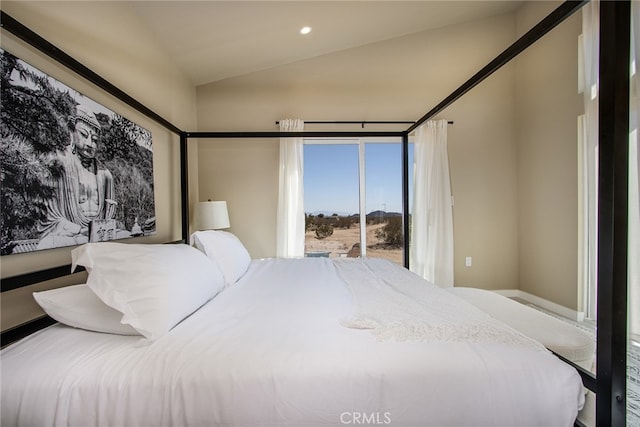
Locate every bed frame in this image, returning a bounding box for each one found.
[0,1,631,425]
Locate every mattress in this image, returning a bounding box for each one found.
[1,257,585,426]
[447,286,594,369]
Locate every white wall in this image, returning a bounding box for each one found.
[0,1,198,327]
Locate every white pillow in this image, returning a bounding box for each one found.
[71,242,225,340]
[33,284,139,335]
[191,230,251,286]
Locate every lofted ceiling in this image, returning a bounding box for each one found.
[128,1,524,86]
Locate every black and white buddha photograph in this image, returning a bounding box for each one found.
[0,49,155,255]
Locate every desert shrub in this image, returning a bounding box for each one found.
[375,217,403,247]
[315,223,334,240]
[305,214,315,232]
[335,216,353,229]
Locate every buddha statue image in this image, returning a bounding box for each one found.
[37,103,117,250]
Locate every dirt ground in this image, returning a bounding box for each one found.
[304,222,403,265]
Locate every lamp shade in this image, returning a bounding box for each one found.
[195,200,230,230]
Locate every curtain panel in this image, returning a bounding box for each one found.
[410,119,454,287]
[580,0,600,320]
[276,119,305,258]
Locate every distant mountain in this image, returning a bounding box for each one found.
[306,210,402,218]
[366,210,402,219]
[306,210,354,217]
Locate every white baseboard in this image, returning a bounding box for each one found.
[493,289,585,322]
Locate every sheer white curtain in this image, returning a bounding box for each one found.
[580,0,600,320]
[276,119,305,258]
[629,0,639,340]
[410,119,454,287]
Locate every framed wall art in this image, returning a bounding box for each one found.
[0,48,156,255]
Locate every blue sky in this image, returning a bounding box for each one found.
[303,142,413,215]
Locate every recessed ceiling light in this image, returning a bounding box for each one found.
[300,26,312,35]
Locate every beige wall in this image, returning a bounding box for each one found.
[514,1,583,310]
[197,139,279,259]
[196,12,522,287]
[1,1,198,328]
[442,64,519,290]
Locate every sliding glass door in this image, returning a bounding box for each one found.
[303,138,408,265]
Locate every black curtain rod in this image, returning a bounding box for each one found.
[275,120,453,129]
[187,131,406,139]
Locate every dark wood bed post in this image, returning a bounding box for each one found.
[401,132,410,269]
[180,132,190,243]
[596,1,630,425]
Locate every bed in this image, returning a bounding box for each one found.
[1,231,585,427]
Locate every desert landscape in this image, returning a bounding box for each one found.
[304,221,403,265]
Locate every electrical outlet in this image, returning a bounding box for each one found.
[465,256,472,267]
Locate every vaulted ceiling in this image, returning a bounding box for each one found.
[128,1,523,86]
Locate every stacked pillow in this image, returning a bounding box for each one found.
[33,284,139,336]
[34,242,232,340]
[190,230,251,286]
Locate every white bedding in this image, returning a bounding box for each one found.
[1,257,584,426]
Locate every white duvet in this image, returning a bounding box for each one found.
[1,258,584,426]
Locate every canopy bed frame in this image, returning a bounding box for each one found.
[0,1,631,425]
